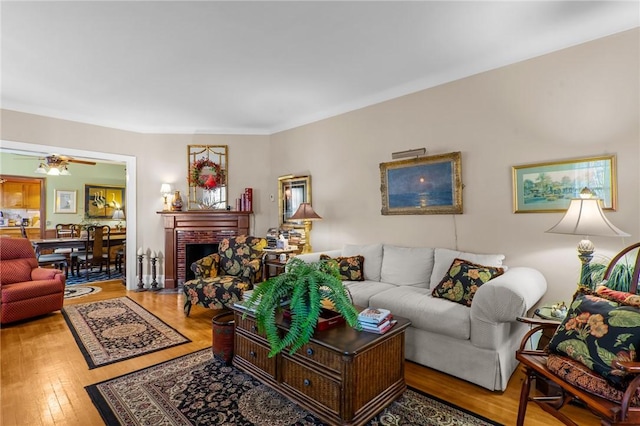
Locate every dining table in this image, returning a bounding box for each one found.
[30,234,126,257]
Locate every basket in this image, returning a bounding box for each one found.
[212,311,235,365]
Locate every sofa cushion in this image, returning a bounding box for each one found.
[548,291,640,389]
[369,286,471,340]
[320,254,364,281]
[430,248,505,288]
[342,243,383,282]
[342,280,397,308]
[431,258,504,307]
[380,245,434,288]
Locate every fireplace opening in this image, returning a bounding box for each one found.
[185,243,219,282]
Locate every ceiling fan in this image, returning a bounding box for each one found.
[33,154,97,176]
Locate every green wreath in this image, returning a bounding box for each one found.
[190,158,224,189]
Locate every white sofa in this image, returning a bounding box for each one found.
[295,243,547,391]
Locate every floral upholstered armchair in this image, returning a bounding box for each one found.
[183,235,267,316]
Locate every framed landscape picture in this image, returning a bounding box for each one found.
[85,184,125,218]
[54,190,77,214]
[512,155,616,213]
[380,151,462,215]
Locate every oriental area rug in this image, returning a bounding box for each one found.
[86,349,502,426]
[64,285,103,299]
[62,296,190,369]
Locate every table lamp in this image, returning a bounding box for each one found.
[289,203,322,254]
[160,183,172,211]
[546,188,629,283]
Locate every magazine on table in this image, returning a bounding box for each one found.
[358,307,392,325]
[360,319,397,334]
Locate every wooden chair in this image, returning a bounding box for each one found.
[21,224,69,277]
[516,242,640,426]
[75,225,111,280]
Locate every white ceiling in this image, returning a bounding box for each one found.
[2,1,638,135]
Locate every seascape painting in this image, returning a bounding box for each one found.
[380,152,462,215]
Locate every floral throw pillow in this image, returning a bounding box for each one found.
[319,254,365,281]
[431,258,504,307]
[548,291,640,389]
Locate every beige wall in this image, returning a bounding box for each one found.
[2,28,638,305]
[269,28,639,306]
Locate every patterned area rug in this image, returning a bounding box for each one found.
[62,297,191,369]
[86,349,502,426]
[64,285,102,299]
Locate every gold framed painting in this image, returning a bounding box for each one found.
[512,155,617,213]
[380,151,463,215]
[85,184,125,218]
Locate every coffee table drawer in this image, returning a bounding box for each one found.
[235,334,276,378]
[281,357,341,413]
[235,315,267,339]
[293,341,342,373]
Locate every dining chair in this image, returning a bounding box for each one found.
[21,224,69,277]
[75,225,111,280]
[65,224,87,276]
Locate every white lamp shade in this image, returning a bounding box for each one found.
[112,209,125,220]
[546,198,629,238]
[160,183,172,194]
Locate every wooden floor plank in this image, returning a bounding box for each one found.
[0,280,599,426]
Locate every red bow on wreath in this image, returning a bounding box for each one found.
[204,174,217,190]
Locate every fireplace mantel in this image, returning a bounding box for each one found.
[158,210,252,288]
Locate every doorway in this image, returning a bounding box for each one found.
[0,140,137,290]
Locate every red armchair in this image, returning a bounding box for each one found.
[1,238,66,324]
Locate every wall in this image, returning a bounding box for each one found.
[1,29,638,305]
[0,153,126,228]
[269,29,640,306]
[0,114,272,284]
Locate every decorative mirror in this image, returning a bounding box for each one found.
[187,145,228,210]
[278,175,311,228]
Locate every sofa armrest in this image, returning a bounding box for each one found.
[31,267,63,281]
[471,267,547,323]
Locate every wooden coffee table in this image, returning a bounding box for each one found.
[231,306,411,426]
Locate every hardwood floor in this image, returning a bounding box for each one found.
[1,280,599,426]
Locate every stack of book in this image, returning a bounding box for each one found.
[358,307,396,334]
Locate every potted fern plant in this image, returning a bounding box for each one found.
[243,257,360,357]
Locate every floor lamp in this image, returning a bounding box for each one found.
[289,203,322,254]
[546,190,629,285]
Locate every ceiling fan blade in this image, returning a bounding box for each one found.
[66,158,97,165]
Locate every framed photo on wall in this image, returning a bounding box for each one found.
[380,151,463,215]
[54,189,77,214]
[512,155,617,213]
[85,184,125,218]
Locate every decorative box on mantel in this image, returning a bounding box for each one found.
[157,210,252,289]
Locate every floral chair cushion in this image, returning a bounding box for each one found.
[548,290,640,389]
[547,353,640,406]
[183,236,267,315]
[218,235,267,278]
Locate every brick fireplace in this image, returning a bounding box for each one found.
[158,210,252,288]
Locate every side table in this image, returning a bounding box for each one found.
[262,248,296,280]
[533,306,564,397]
